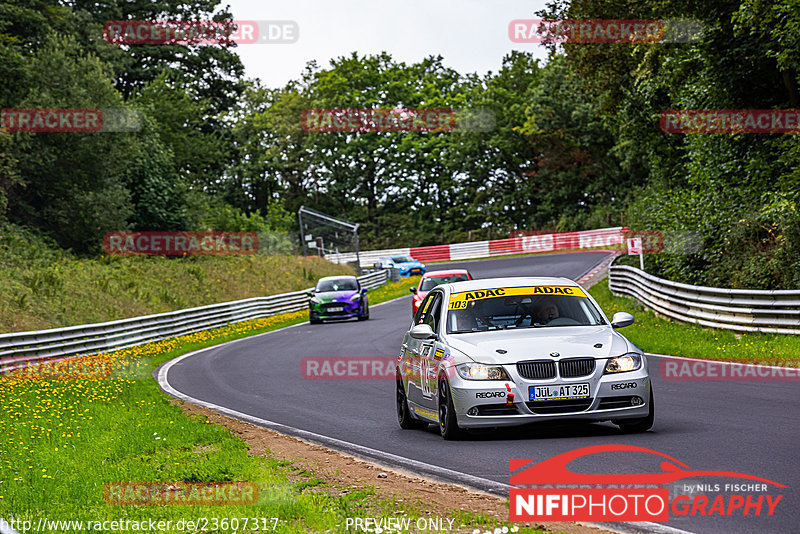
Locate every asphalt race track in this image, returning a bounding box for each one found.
[162,252,799,534]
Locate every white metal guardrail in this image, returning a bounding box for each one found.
[0,271,388,372]
[609,261,800,334]
[326,227,626,267]
[0,519,19,534]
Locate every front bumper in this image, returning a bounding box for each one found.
[448,362,651,428]
[400,267,425,277]
[310,301,362,319]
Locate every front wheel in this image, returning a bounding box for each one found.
[618,386,654,433]
[438,375,463,440]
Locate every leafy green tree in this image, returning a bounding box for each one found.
[538,0,799,288]
[132,72,230,190]
[6,34,134,251]
[70,0,245,114]
[0,134,21,220]
[456,52,542,233]
[520,55,626,229]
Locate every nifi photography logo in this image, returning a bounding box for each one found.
[509,444,785,523]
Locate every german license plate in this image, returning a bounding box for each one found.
[530,383,590,401]
[328,306,344,312]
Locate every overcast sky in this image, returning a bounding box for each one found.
[225,0,550,88]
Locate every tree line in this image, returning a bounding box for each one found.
[0,0,797,288]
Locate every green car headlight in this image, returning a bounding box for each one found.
[456,363,510,380]
[604,353,643,374]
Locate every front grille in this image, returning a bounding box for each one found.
[321,303,350,314]
[526,399,592,414]
[517,360,556,380]
[598,396,637,410]
[476,404,519,416]
[559,358,596,378]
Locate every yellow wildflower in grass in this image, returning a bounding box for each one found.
[0,308,307,512]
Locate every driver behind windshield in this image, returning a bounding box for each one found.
[536,298,560,324]
[452,300,480,331]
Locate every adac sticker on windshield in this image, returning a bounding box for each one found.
[448,286,587,309]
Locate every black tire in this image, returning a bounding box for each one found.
[618,386,654,433]
[309,314,322,324]
[438,375,463,440]
[397,372,426,429]
[357,301,369,321]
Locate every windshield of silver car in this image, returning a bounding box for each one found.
[446,286,606,333]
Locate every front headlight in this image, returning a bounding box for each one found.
[350,293,361,301]
[604,353,643,374]
[456,363,510,380]
[309,297,320,304]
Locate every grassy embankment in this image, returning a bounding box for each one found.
[0,226,352,333]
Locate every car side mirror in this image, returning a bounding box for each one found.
[611,312,635,328]
[409,323,437,340]
[306,290,315,297]
[362,288,368,293]
[409,287,417,293]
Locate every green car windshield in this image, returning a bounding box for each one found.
[316,279,358,292]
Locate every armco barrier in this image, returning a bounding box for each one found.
[326,227,626,267]
[609,262,800,334]
[0,271,388,372]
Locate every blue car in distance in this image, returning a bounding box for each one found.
[376,255,426,277]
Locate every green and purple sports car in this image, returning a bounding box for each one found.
[308,275,370,324]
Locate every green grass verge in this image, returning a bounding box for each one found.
[589,278,800,364]
[366,275,419,304]
[0,276,548,534]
